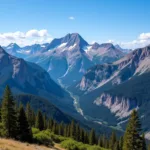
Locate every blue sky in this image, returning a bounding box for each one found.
[0,0,150,48]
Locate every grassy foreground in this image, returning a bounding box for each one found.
[0,138,61,150]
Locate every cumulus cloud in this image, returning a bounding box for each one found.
[69,16,75,20]
[110,32,150,50]
[0,29,53,46]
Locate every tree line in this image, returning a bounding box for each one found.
[0,85,149,150]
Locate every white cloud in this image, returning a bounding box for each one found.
[0,29,53,46]
[138,32,150,40]
[110,32,150,50]
[69,16,75,20]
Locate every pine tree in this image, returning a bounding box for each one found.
[58,122,64,135]
[98,136,103,147]
[26,102,33,127]
[109,131,117,150]
[75,123,80,141]
[35,110,44,130]
[1,86,17,138]
[18,105,32,142]
[119,136,123,150]
[63,124,67,137]
[79,128,84,142]
[141,134,147,150]
[89,128,96,145]
[70,120,76,139]
[31,110,36,127]
[84,131,89,144]
[114,141,120,150]
[123,110,143,150]
[43,114,47,129]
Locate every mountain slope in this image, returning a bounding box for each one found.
[0,46,75,114]
[14,94,72,123]
[70,45,150,133]
[24,33,124,86]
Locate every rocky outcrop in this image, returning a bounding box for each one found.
[94,93,138,119]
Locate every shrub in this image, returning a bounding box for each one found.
[50,132,68,143]
[0,123,5,137]
[87,145,102,150]
[32,128,40,134]
[33,131,54,146]
[61,139,87,150]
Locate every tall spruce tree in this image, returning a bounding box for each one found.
[70,120,76,139]
[109,131,117,150]
[114,141,120,150]
[1,86,17,138]
[123,110,143,150]
[35,110,44,130]
[18,105,32,142]
[89,128,96,145]
[26,102,33,127]
[119,136,123,150]
[141,134,147,150]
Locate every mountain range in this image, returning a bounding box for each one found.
[3,33,150,138]
[69,45,150,138]
[3,33,125,87]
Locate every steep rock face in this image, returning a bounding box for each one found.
[0,47,75,114]
[94,93,138,119]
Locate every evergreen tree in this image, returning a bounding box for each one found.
[109,131,117,150]
[63,124,67,137]
[35,110,44,130]
[84,131,89,144]
[18,105,32,142]
[119,136,123,150]
[123,110,143,150]
[58,122,64,135]
[70,120,76,139]
[75,123,80,141]
[114,141,120,150]
[89,128,96,145]
[67,125,70,137]
[79,128,84,142]
[26,102,33,127]
[1,86,17,138]
[141,134,147,150]
[31,110,36,127]
[98,136,103,147]
[43,114,47,129]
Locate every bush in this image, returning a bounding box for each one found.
[50,132,68,143]
[33,131,54,146]
[61,139,87,150]
[0,123,5,137]
[32,128,40,134]
[87,145,102,150]
[61,139,106,150]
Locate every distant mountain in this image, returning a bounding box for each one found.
[0,46,75,115]
[115,44,132,53]
[23,33,124,86]
[3,43,21,55]
[4,43,49,58]
[69,45,150,137]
